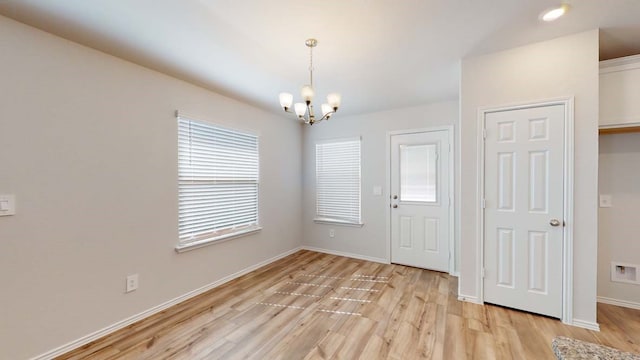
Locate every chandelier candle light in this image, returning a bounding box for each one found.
[278,38,341,125]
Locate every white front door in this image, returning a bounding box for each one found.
[483,104,565,318]
[390,130,451,272]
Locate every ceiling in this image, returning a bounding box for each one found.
[1,0,639,117]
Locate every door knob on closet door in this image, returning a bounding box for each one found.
[392,204,398,208]
[549,219,561,227]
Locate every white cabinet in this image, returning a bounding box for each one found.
[600,54,640,129]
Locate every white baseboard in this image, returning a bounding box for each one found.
[30,246,303,360]
[572,319,600,332]
[454,295,601,332]
[598,296,640,310]
[301,246,389,264]
[457,294,482,304]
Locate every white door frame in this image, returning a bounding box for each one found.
[386,126,455,275]
[476,97,574,324]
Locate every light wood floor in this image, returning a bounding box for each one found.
[58,250,640,359]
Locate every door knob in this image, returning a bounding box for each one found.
[393,195,398,199]
[392,204,398,208]
[549,219,561,227]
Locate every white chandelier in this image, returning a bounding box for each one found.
[278,38,341,125]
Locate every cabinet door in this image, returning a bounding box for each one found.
[600,61,640,128]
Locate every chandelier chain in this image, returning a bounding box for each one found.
[309,45,314,86]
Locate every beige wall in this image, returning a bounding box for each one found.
[598,133,640,306]
[0,11,606,359]
[0,16,302,360]
[459,30,600,326]
[301,101,460,270]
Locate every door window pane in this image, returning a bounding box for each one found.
[400,144,437,202]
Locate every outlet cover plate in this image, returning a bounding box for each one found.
[0,194,16,216]
[599,194,612,208]
[126,274,139,293]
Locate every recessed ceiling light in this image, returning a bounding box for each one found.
[540,4,570,22]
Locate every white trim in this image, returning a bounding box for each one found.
[385,132,392,263]
[571,319,601,332]
[315,136,362,144]
[599,54,640,73]
[456,98,463,294]
[599,120,640,129]
[313,218,364,227]
[387,126,453,136]
[598,296,640,310]
[385,126,455,274]
[175,110,261,136]
[29,247,302,360]
[476,106,486,305]
[476,97,575,324]
[562,98,575,325]
[175,227,262,253]
[302,246,390,264]
[446,126,456,276]
[458,295,482,304]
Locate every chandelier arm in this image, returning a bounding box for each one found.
[318,109,336,122]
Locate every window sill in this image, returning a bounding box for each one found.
[313,218,364,228]
[175,226,262,253]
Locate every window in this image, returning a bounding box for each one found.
[400,143,437,202]
[176,115,260,252]
[315,137,362,226]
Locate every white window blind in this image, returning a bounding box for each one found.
[315,138,362,225]
[177,115,260,250]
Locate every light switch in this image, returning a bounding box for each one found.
[0,194,16,216]
[599,194,612,208]
[373,186,383,196]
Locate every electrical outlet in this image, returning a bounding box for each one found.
[599,194,612,208]
[329,229,335,238]
[126,274,139,293]
[0,194,16,216]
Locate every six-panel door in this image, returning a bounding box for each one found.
[483,104,565,318]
